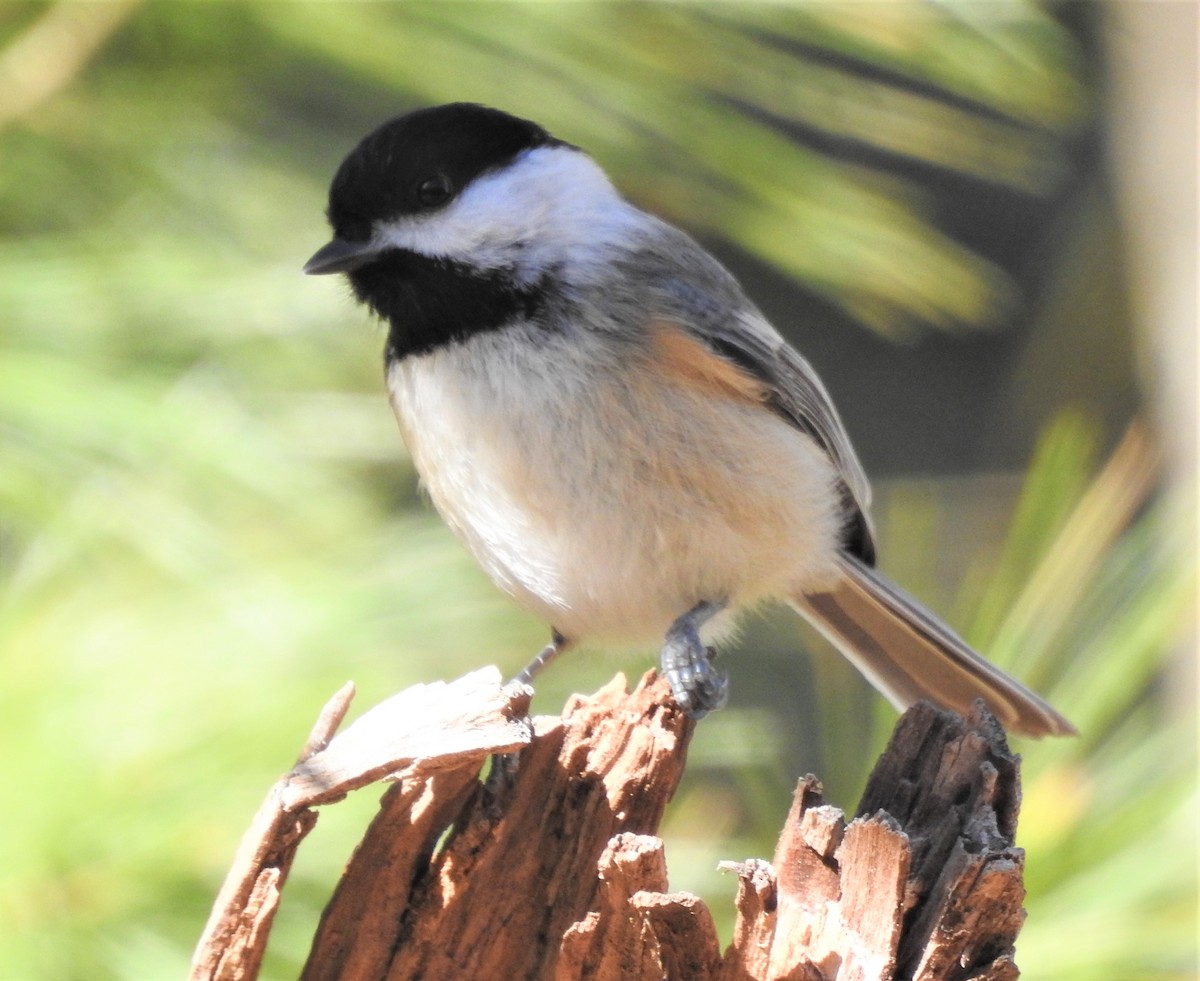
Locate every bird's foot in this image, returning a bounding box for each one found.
[489,629,571,794]
[660,600,728,719]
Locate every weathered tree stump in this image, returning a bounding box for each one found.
[192,668,1027,981]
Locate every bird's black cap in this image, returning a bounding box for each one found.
[325,103,561,242]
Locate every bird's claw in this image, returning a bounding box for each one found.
[661,621,729,720]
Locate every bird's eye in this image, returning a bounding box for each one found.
[416,174,453,208]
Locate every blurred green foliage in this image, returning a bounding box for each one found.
[0,3,1193,979]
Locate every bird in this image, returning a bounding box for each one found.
[304,102,1075,738]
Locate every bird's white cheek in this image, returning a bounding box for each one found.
[372,145,628,274]
[372,158,541,262]
[375,210,485,263]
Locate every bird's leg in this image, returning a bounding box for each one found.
[514,628,570,687]
[660,600,728,719]
[488,629,571,793]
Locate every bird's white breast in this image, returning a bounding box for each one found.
[386,324,844,645]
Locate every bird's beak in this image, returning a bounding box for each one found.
[303,238,380,276]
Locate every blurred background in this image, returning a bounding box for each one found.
[0,2,1194,978]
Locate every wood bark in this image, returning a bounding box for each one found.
[193,670,1028,980]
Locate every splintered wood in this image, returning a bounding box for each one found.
[192,672,1028,981]
[720,702,1024,981]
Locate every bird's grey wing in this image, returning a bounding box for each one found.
[630,223,876,562]
[704,308,876,563]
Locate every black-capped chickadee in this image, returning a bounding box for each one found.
[305,103,1074,738]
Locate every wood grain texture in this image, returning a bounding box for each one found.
[375,672,695,980]
[721,700,1026,981]
[190,671,530,981]
[195,675,1030,981]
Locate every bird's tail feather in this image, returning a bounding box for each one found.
[793,554,1076,738]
